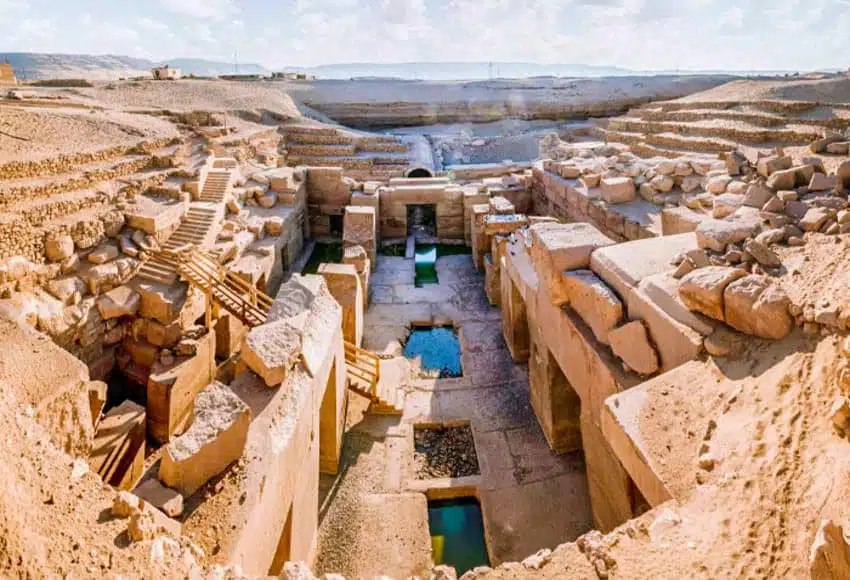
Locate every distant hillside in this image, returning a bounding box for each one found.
[286,61,635,80]
[0,53,267,80]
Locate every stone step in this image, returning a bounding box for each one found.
[0,154,150,208]
[286,143,357,156]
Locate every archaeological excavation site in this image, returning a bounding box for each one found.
[6,70,850,579]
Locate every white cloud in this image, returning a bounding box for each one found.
[137,16,169,32]
[158,0,239,21]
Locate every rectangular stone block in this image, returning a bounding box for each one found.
[529,222,616,305]
[661,206,705,235]
[159,382,251,496]
[600,177,635,204]
[562,270,623,344]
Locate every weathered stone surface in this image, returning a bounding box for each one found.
[723,275,792,340]
[87,244,119,264]
[600,177,635,204]
[743,183,773,209]
[134,478,184,517]
[608,320,659,375]
[695,213,760,253]
[678,266,746,321]
[661,206,704,235]
[757,155,792,177]
[743,239,781,268]
[810,520,850,580]
[529,223,615,305]
[712,193,744,219]
[242,319,302,386]
[706,175,732,194]
[159,382,251,496]
[809,173,837,192]
[45,234,74,262]
[766,167,797,190]
[800,207,834,232]
[562,269,623,344]
[97,285,140,319]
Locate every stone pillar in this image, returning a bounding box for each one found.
[500,270,530,361]
[528,335,582,454]
[343,245,371,310]
[463,187,489,245]
[470,204,490,272]
[343,206,377,267]
[318,263,363,347]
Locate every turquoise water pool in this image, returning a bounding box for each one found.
[413,244,471,287]
[428,497,490,575]
[403,326,462,377]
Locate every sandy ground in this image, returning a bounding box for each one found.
[314,255,592,578]
[0,106,178,164]
[673,73,850,104]
[70,80,303,117]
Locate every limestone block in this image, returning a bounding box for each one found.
[706,175,731,194]
[600,177,635,204]
[483,214,528,236]
[608,320,659,375]
[757,155,792,177]
[242,319,302,387]
[45,234,74,262]
[743,239,781,268]
[87,244,119,264]
[638,273,716,337]
[800,207,834,232]
[489,196,515,214]
[98,285,140,319]
[46,276,85,304]
[530,223,615,305]
[766,167,796,190]
[723,275,792,340]
[265,216,284,236]
[695,213,761,253]
[626,287,704,373]
[343,205,377,265]
[134,478,184,517]
[318,263,363,347]
[661,206,704,235]
[712,193,743,219]
[678,266,746,321]
[562,270,622,344]
[258,191,277,208]
[809,173,837,192]
[589,233,697,306]
[159,382,251,496]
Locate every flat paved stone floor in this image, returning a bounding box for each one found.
[314,255,592,578]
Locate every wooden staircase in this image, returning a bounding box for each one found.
[344,341,403,414]
[136,167,231,286]
[151,246,272,328]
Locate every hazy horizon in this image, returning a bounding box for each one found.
[1,0,850,72]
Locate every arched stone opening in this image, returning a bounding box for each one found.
[406,167,434,178]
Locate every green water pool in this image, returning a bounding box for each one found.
[302,242,343,275]
[403,326,462,377]
[428,497,490,575]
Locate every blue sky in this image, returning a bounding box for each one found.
[1,0,849,70]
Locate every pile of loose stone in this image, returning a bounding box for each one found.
[413,424,481,480]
